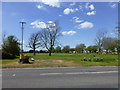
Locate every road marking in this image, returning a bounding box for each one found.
[40,73,63,75]
[40,71,118,76]
[12,74,16,77]
[66,71,118,75]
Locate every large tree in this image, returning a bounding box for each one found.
[40,22,61,56]
[95,29,107,53]
[2,35,20,57]
[28,32,41,55]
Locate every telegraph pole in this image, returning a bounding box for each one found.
[19,21,26,56]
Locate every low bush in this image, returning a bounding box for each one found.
[81,57,103,62]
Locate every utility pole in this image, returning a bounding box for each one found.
[19,21,26,56]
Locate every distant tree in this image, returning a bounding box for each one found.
[28,32,41,55]
[92,45,98,53]
[69,48,75,51]
[85,45,97,53]
[102,37,118,53]
[40,22,61,56]
[55,46,61,53]
[52,47,55,53]
[95,29,107,54]
[69,48,75,53]
[2,35,20,58]
[75,44,86,53]
[62,45,70,53]
[40,50,44,53]
[85,46,93,53]
[29,50,34,53]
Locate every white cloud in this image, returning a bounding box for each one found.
[87,11,96,15]
[85,3,95,10]
[36,5,47,11]
[89,4,95,10]
[72,17,84,23]
[41,0,60,8]
[70,2,76,6]
[62,31,77,35]
[59,14,62,17]
[30,20,47,29]
[110,4,117,8]
[47,21,56,27]
[63,8,74,15]
[63,8,79,15]
[106,33,114,36]
[75,8,79,11]
[76,21,94,29]
[36,5,43,9]
[47,21,53,23]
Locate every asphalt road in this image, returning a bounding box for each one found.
[2,66,118,88]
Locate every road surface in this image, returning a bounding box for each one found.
[2,66,118,88]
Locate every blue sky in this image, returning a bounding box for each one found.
[2,2,118,51]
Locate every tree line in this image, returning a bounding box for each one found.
[1,22,119,59]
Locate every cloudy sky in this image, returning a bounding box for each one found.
[3,1,118,51]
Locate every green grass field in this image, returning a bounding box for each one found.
[1,53,118,68]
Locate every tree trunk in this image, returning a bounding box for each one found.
[33,47,35,55]
[49,50,51,56]
[98,48,101,55]
[34,51,35,55]
[106,49,108,54]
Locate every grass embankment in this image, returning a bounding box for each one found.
[1,53,118,68]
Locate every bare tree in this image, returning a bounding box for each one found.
[40,22,61,56]
[115,22,120,35]
[95,29,108,54]
[28,32,41,55]
[115,22,120,54]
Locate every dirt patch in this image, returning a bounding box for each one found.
[3,60,79,67]
[4,62,32,66]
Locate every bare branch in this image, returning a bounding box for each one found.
[39,21,61,56]
[28,31,41,55]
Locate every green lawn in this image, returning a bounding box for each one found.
[1,53,118,68]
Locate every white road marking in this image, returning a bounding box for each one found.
[66,71,118,75]
[40,73,63,75]
[12,74,16,77]
[40,71,118,76]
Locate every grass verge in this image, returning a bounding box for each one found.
[1,53,118,68]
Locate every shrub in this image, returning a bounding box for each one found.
[81,57,103,62]
[2,36,20,57]
[2,51,15,59]
[93,57,103,62]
